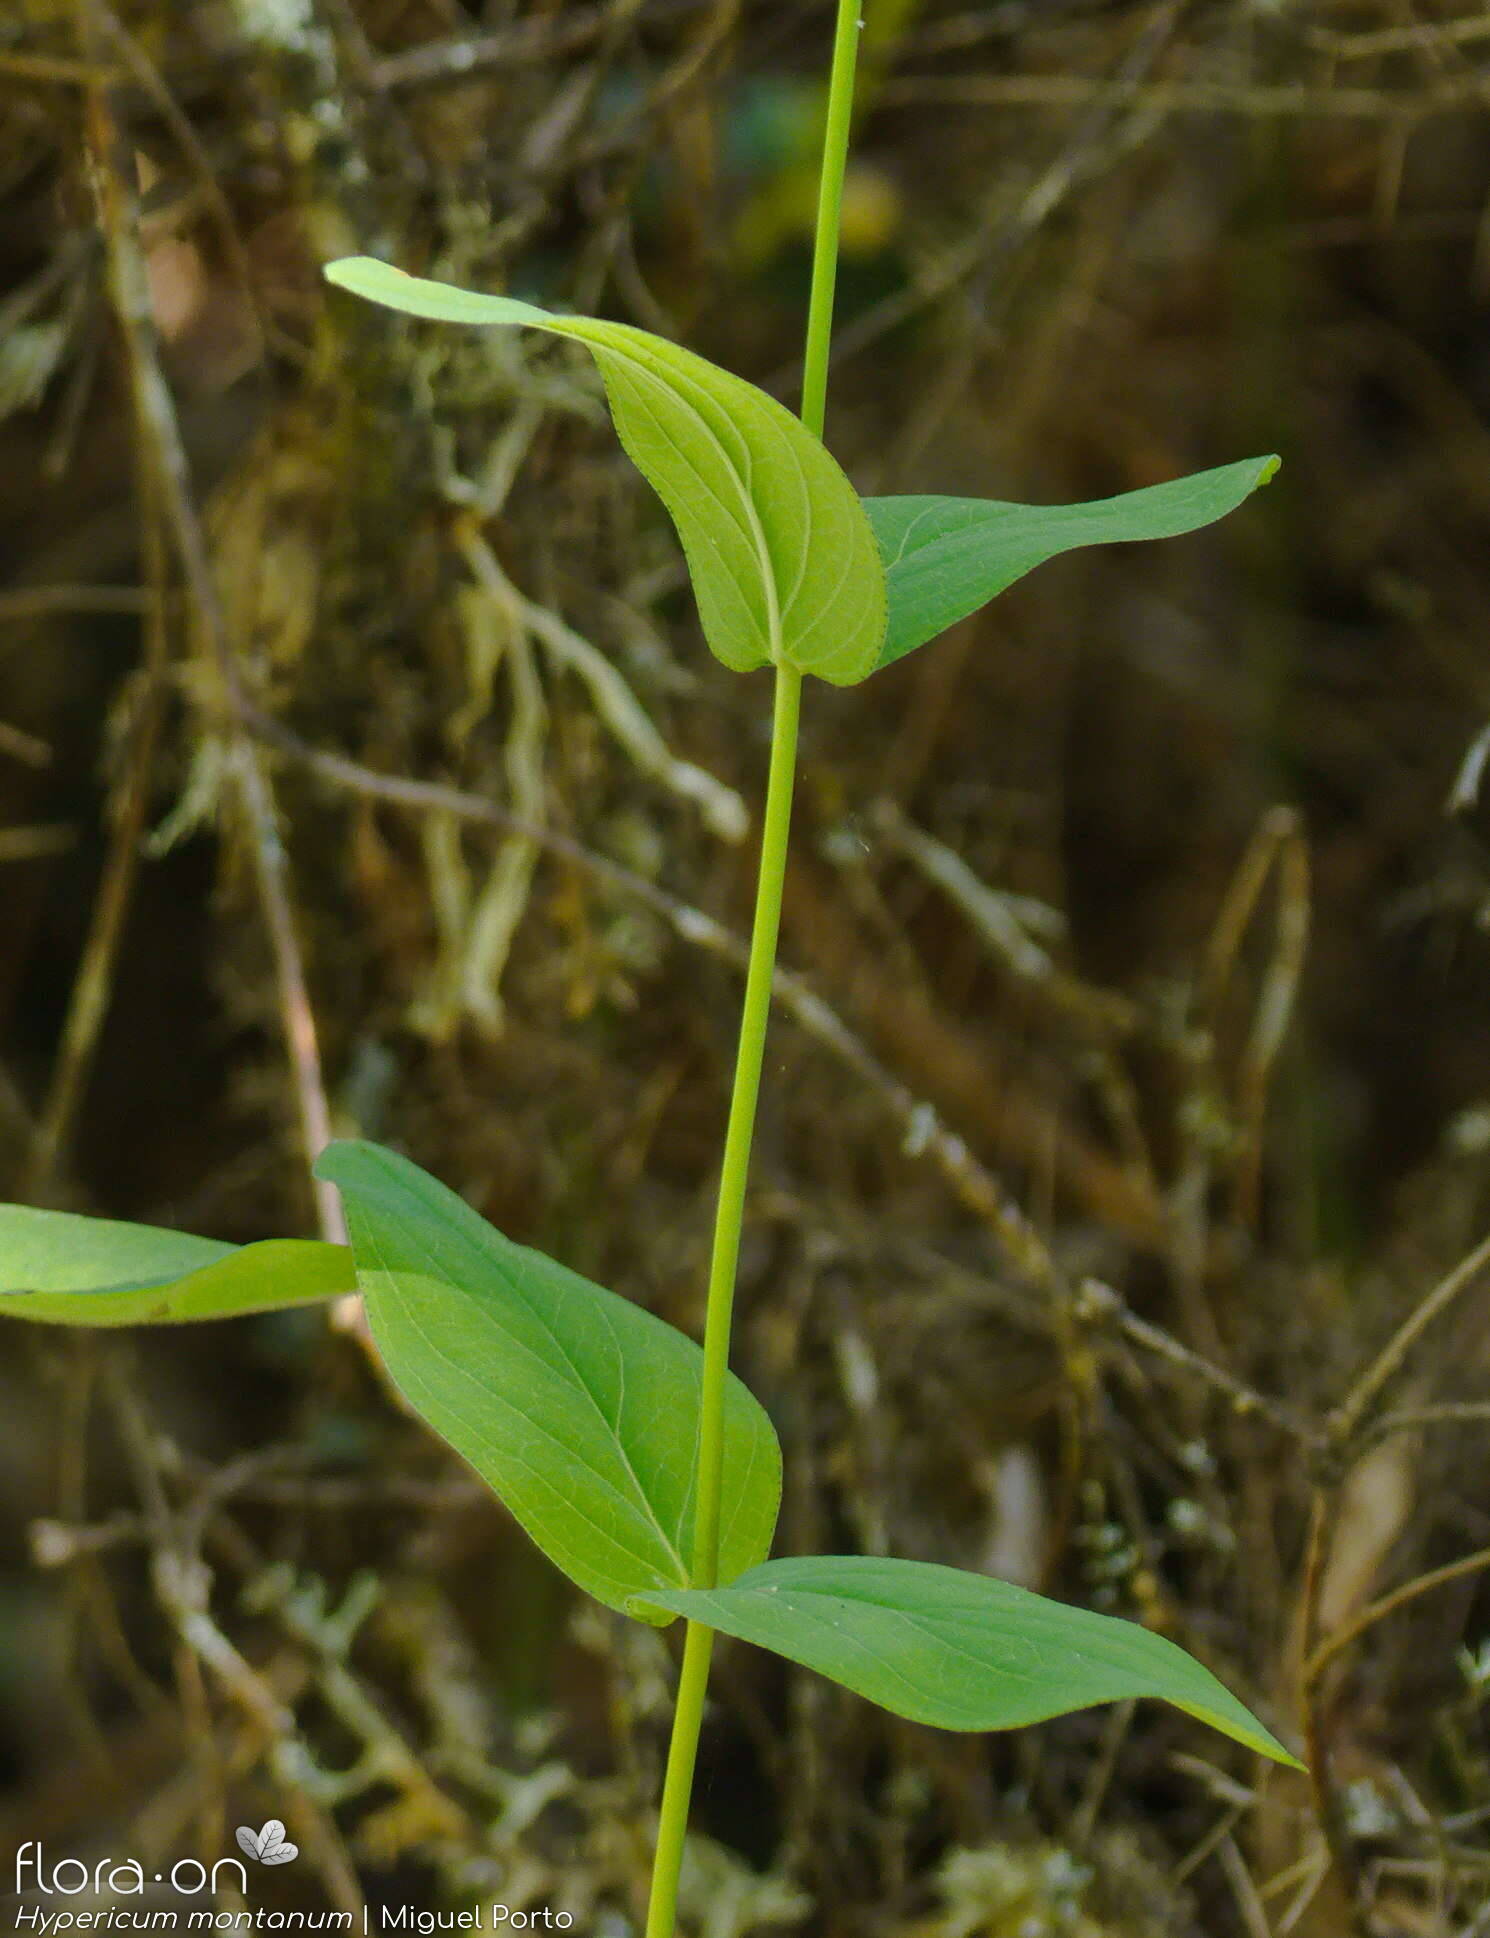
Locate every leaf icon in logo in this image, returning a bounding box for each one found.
[235,1820,299,1865]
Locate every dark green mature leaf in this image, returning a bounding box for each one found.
[315,1140,782,1620]
[0,1204,354,1325]
[324,258,887,685]
[642,1555,1300,1763]
[865,456,1279,671]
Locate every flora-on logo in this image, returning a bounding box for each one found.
[15,1842,247,1897]
[235,1822,299,1866]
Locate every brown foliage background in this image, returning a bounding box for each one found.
[4,2,1490,1933]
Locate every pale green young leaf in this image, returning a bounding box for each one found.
[865,456,1280,671]
[324,257,887,685]
[314,1140,782,1621]
[641,1554,1300,1764]
[0,1204,354,1325]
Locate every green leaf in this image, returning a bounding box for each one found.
[314,1140,782,1620]
[0,1204,355,1326]
[640,1554,1300,1764]
[324,257,887,686]
[865,456,1280,671]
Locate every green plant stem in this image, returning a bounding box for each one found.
[644,5,861,1935]
[801,0,863,441]
[644,1620,715,1938]
[642,664,800,1938]
[690,660,803,1587]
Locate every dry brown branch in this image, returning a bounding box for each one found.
[1361,1400,1490,1450]
[364,0,706,95]
[457,519,747,843]
[1075,1278,1313,1445]
[0,49,119,84]
[1293,1207,1490,1921]
[807,0,1186,394]
[0,585,153,621]
[1304,1543,1490,1688]
[21,110,172,1199]
[99,1356,366,1916]
[871,796,1140,1037]
[235,702,1057,1281]
[1332,1225,1490,1446]
[89,6,269,373]
[69,16,344,1242]
[18,19,183,1202]
[1201,806,1311,1229]
[1295,1493,1362,1908]
[877,72,1490,120]
[1304,14,1490,60]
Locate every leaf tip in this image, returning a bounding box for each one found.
[1258,454,1282,486]
[311,1138,365,1188]
[1193,1701,1304,1769]
[323,256,395,297]
[1250,1722,1306,1771]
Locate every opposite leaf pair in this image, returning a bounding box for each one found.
[0,1142,1297,1764]
[327,1142,1295,1760]
[323,257,1277,686]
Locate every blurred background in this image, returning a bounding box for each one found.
[4,0,1490,1932]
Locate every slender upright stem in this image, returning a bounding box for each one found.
[643,5,862,1934]
[644,1621,715,1938]
[690,662,802,1586]
[800,0,862,441]
[646,668,799,1938]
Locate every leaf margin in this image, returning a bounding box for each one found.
[0,1202,354,1326]
[865,454,1281,672]
[636,1552,1302,1766]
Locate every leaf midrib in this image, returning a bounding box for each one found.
[701,1574,1243,1710]
[574,328,786,666]
[352,1184,689,1585]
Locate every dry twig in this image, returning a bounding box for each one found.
[63,9,344,1241]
